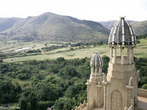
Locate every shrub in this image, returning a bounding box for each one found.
[142,84,147,89]
[38,101,54,110]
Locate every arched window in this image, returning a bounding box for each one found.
[111,90,122,110]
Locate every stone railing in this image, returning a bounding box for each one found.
[114,56,130,64]
[73,100,94,110]
[47,107,52,110]
[124,105,132,110]
[88,100,94,110]
[137,88,147,98]
[128,105,133,110]
[82,107,88,110]
[124,99,134,110]
[73,100,87,110]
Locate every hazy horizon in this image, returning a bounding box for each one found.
[0,0,147,21]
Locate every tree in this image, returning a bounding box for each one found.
[19,98,27,110]
[0,80,22,104]
[19,89,38,110]
[135,57,147,88]
[38,101,54,110]
[37,78,60,101]
[29,92,38,110]
[54,98,76,110]
[56,57,65,63]
[102,55,110,73]
[58,65,78,78]
[54,98,65,110]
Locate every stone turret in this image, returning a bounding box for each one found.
[103,17,138,110]
[86,52,104,108]
[74,17,145,110]
[90,52,103,82]
[108,17,136,64]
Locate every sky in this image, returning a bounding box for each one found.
[0,0,147,21]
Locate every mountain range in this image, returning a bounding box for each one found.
[0,12,109,42]
[99,20,147,35]
[0,12,146,42]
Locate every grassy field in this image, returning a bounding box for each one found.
[0,40,60,53]
[3,41,147,63]
[3,45,109,62]
[0,41,43,52]
[1,38,147,62]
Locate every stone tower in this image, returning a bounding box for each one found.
[103,17,138,110]
[86,52,104,108]
[75,17,147,110]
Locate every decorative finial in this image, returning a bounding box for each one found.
[102,73,107,82]
[94,51,98,54]
[120,16,126,19]
[129,77,133,86]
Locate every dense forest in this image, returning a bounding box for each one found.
[0,56,147,110]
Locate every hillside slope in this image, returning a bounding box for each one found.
[99,20,135,30]
[0,18,23,32]
[99,20,117,30]
[99,20,147,35]
[0,12,110,42]
[131,21,147,35]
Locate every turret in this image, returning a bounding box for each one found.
[86,52,104,107]
[104,17,138,110]
[90,52,103,83]
[108,17,136,64]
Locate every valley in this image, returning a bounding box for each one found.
[1,37,147,63]
[0,12,147,110]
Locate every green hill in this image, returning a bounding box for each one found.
[99,20,135,30]
[99,20,147,35]
[131,21,147,35]
[1,13,146,42]
[0,12,109,43]
[0,18,23,32]
[99,20,117,30]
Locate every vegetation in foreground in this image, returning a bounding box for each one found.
[0,56,146,110]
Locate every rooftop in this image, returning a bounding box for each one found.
[108,17,136,46]
[137,96,147,110]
